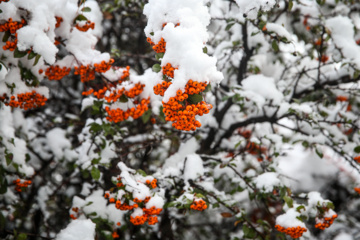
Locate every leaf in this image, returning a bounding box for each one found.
[234,219,242,226]
[354,146,360,153]
[33,54,41,66]
[221,212,233,218]
[5,152,13,166]
[242,225,256,238]
[204,84,211,92]
[16,233,27,240]
[155,52,164,60]
[141,109,152,123]
[271,40,279,52]
[14,48,28,58]
[296,205,305,212]
[89,122,102,133]
[91,167,101,181]
[152,64,161,73]
[187,94,203,104]
[0,179,7,194]
[203,47,208,54]
[119,94,128,103]
[2,31,10,42]
[82,7,92,12]
[225,23,235,31]
[27,51,36,60]
[288,0,293,11]
[74,14,88,23]
[283,196,293,208]
[136,169,147,177]
[315,148,323,158]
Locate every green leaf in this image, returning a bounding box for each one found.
[243,225,256,238]
[354,146,360,153]
[203,47,208,54]
[119,94,128,103]
[74,14,88,23]
[271,40,279,52]
[16,233,27,240]
[187,94,203,104]
[82,7,92,12]
[259,21,266,31]
[136,169,147,177]
[5,152,13,166]
[155,52,164,60]
[141,109,152,123]
[152,64,161,73]
[315,148,323,158]
[91,167,101,181]
[283,196,293,208]
[89,122,102,133]
[14,48,28,58]
[296,205,305,212]
[2,31,10,42]
[27,51,36,60]
[91,158,101,165]
[204,84,211,92]
[225,23,235,31]
[0,179,7,194]
[288,0,293,11]
[33,54,41,66]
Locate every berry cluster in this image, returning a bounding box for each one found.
[190,199,207,211]
[74,59,115,82]
[75,20,95,32]
[162,63,177,78]
[13,179,31,192]
[105,98,150,123]
[1,18,26,51]
[41,65,71,80]
[55,16,63,28]
[0,18,26,34]
[69,207,79,220]
[274,225,307,239]
[157,79,212,131]
[74,65,96,82]
[147,37,166,53]
[0,91,47,110]
[81,66,150,123]
[148,23,213,131]
[104,177,162,226]
[314,213,337,230]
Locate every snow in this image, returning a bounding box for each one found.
[254,172,281,192]
[183,154,204,181]
[326,16,360,68]
[56,219,96,240]
[276,208,306,228]
[46,128,72,161]
[143,0,223,102]
[235,0,276,19]
[241,74,284,104]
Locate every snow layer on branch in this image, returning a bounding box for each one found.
[0,105,34,176]
[276,208,306,228]
[235,0,276,19]
[162,138,199,178]
[326,16,360,68]
[143,0,223,102]
[254,172,282,192]
[241,74,284,104]
[46,128,72,161]
[56,219,95,240]
[183,154,204,181]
